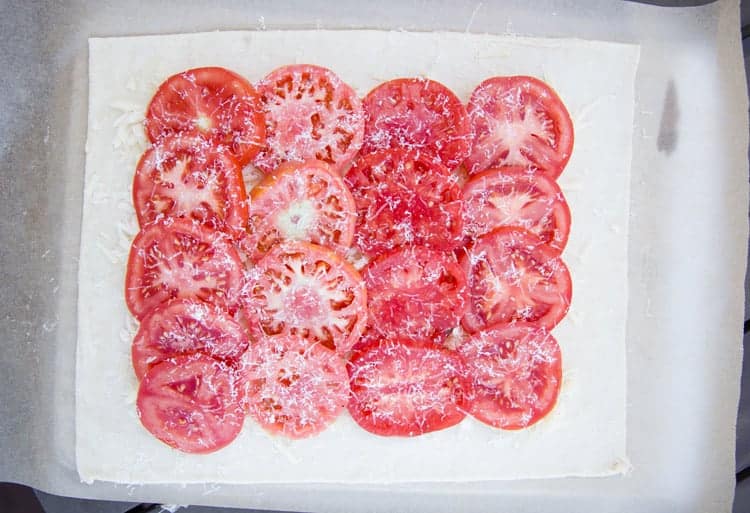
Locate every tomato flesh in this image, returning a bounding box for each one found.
[136,354,244,453]
[131,299,249,380]
[125,219,244,320]
[460,227,571,333]
[242,241,367,356]
[364,246,467,344]
[362,78,472,169]
[145,67,265,165]
[243,160,356,260]
[458,323,562,429]
[255,64,365,174]
[462,166,570,254]
[344,149,463,258]
[347,339,467,437]
[241,335,349,438]
[133,134,248,238]
[464,76,574,178]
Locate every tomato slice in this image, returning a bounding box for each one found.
[242,241,367,356]
[241,334,349,438]
[133,134,248,238]
[125,219,244,320]
[361,78,472,169]
[131,299,249,380]
[344,149,463,258]
[458,323,561,429]
[347,339,467,437]
[460,227,571,333]
[464,76,574,178]
[254,64,365,174]
[462,166,571,254]
[145,67,265,165]
[243,160,356,260]
[364,246,467,344]
[136,354,244,453]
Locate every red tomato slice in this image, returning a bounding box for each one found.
[458,323,561,429]
[243,160,356,260]
[361,78,472,169]
[364,246,467,344]
[241,335,349,438]
[460,227,571,333]
[132,299,249,380]
[125,219,244,320]
[462,166,571,254]
[344,149,463,258]
[347,339,467,437]
[133,134,248,238]
[136,354,244,453]
[464,76,574,178]
[255,64,365,174]
[145,67,265,165]
[242,241,367,356]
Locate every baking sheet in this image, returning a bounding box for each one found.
[0,0,746,512]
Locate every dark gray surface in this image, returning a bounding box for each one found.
[0,0,745,512]
[34,489,296,513]
[0,483,44,513]
[35,490,127,513]
[736,6,750,513]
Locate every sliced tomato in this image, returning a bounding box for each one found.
[344,149,463,258]
[254,64,365,174]
[460,227,571,333]
[133,134,248,238]
[242,241,367,356]
[243,159,356,260]
[241,334,349,438]
[462,166,570,254]
[125,219,244,320]
[131,299,249,380]
[458,323,561,429]
[347,339,467,437]
[364,246,467,344]
[464,76,574,178]
[145,67,265,165]
[361,78,472,169]
[136,354,244,453]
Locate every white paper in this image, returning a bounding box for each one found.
[77,29,638,485]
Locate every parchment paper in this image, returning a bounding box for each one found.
[0,1,746,512]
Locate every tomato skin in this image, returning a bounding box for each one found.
[462,166,571,254]
[458,323,562,430]
[131,299,249,381]
[464,76,574,178]
[460,227,572,333]
[347,339,468,437]
[136,354,245,453]
[145,67,265,165]
[243,159,357,261]
[344,149,464,258]
[125,219,245,321]
[255,64,365,174]
[241,241,368,356]
[363,246,467,344]
[133,134,248,239]
[361,78,473,169]
[241,334,349,439]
